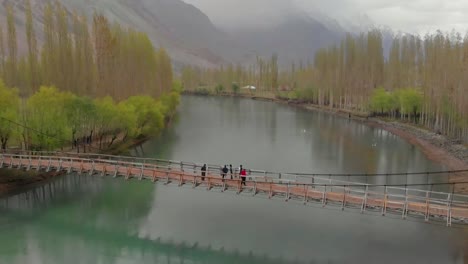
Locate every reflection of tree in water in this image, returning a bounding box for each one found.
[135,116,180,159]
[14,216,300,264]
[0,174,158,263]
[1,175,154,243]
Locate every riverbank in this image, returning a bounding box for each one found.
[0,169,65,197]
[0,112,178,196]
[184,91,468,171]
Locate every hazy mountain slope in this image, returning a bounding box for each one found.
[1,0,349,68]
[226,14,343,66]
[1,0,238,67]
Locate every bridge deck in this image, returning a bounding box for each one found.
[1,152,468,226]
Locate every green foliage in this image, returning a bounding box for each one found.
[172,80,183,93]
[26,86,71,150]
[215,84,224,94]
[231,83,240,94]
[395,88,423,116]
[64,95,96,140]
[369,87,396,113]
[121,96,164,136]
[295,85,317,101]
[0,79,20,149]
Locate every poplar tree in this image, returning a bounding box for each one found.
[6,4,18,88]
[25,0,39,95]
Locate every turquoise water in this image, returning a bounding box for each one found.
[1,95,466,264]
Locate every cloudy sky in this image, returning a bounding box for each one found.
[183,0,468,34]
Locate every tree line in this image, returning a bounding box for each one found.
[181,30,468,143]
[0,1,178,150]
[0,1,173,99]
[0,80,180,150]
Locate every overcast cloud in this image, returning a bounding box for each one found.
[183,0,468,34]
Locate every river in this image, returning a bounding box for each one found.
[0,95,466,264]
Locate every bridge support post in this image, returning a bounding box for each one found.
[322,185,327,207]
[268,182,273,198]
[382,186,388,216]
[165,169,170,185]
[89,161,95,176]
[285,183,290,202]
[57,159,62,172]
[79,161,84,175]
[402,187,408,219]
[125,167,131,180]
[179,172,184,187]
[101,165,107,177]
[221,178,225,192]
[252,181,257,196]
[206,177,211,191]
[46,158,51,172]
[342,186,347,211]
[27,157,32,171]
[447,193,452,227]
[304,185,308,205]
[9,156,13,168]
[152,169,157,182]
[113,165,119,178]
[36,156,42,171]
[361,186,369,213]
[19,156,23,169]
[0,154,4,168]
[139,164,144,180]
[425,190,430,222]
[192,174,197,188]
[68,159,73,174]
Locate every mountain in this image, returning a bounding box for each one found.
[224,13,343,66]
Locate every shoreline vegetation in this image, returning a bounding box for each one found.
[183,90,467,172]
[0,1,180,195]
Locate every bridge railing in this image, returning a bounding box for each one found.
[3,152,468,212]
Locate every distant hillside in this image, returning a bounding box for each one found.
[1,0,356,68]
[1,0,240,68]
[225,14,343,67]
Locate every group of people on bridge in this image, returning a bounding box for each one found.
[200,164,248,186]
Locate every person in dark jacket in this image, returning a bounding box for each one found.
[222,165,228,179]
[201,164,207,181]
[229,164,233,179]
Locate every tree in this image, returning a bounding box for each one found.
[231,83,240,94]
[0,79,20,149]
[0,26,5,79]
[5,4,18,88]
[369,87,395,114]
[26,86,71,150]
[397,88,423,123]
[25,0,40,95]
[215,84,224,94]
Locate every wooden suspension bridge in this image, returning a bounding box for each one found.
[1,151,468,227]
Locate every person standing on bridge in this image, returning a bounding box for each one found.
[237,165,242,179]
[222,165,228,179]
[201,164,207,181]
[229,164,233,179]
[240,167,247,186]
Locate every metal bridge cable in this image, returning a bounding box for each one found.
[283,169,468,178]
[280,182,468,188]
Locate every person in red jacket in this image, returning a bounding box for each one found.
[240,166,247,186]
